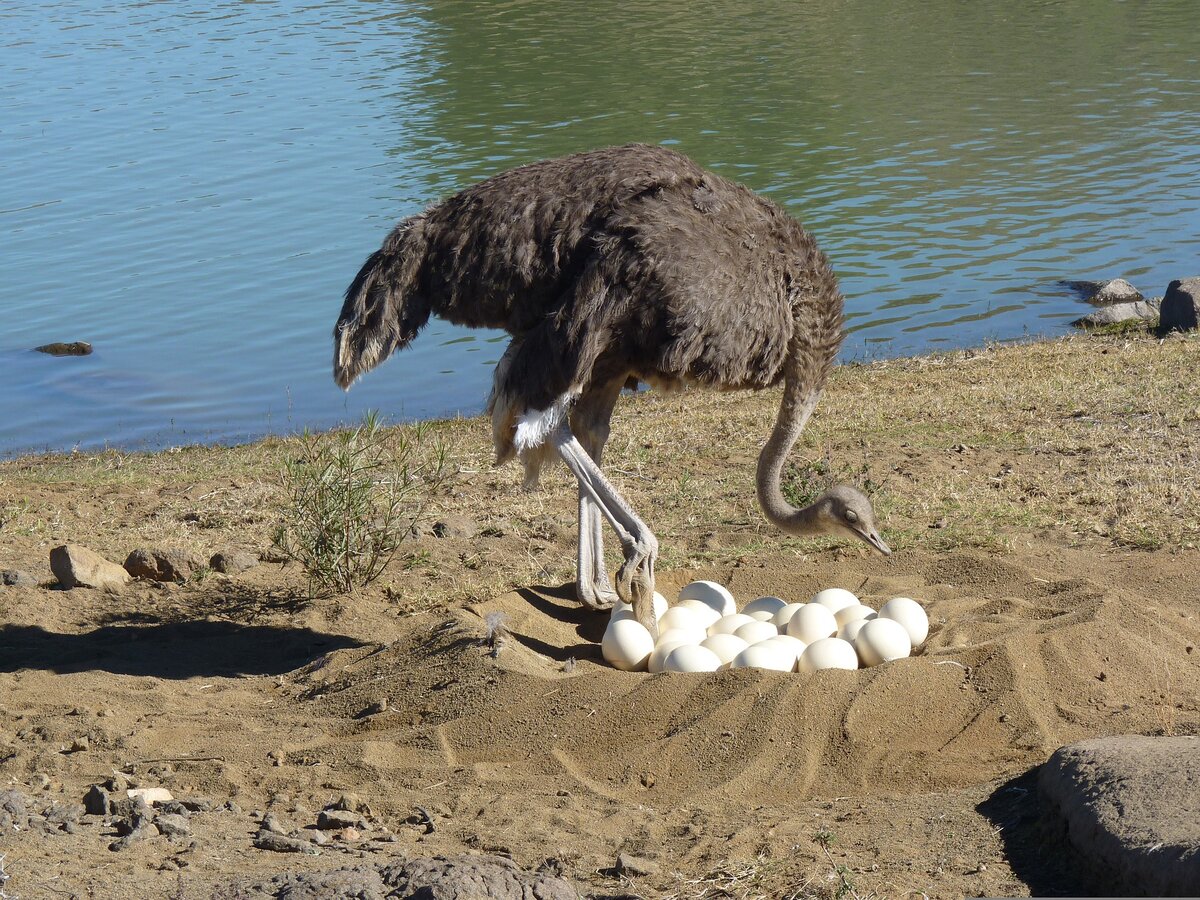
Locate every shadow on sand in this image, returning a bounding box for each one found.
[507,583,607,664]
[0,620,363,679]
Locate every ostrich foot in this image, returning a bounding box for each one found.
[617,533,658,638]
[577,577,618,611]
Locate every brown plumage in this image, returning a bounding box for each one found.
[335,144,888,633]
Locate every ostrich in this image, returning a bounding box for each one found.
[333,144,890,636]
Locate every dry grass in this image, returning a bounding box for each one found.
[1,331,1197,611]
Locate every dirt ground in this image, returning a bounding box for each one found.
[1,333,1198,899]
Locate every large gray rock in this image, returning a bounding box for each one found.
[49,544,130,591]
[1160,277,1200,332]
[1093,277,1143,304]
[210,549,259,575]
[1072,300,1158,328]
[1039,735,1200,896]
[123,547,205,582]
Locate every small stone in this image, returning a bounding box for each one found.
[1160,276,1200,332]
[156,813,192,838]
[431,515,477,539]
[127,787,173,806]
[50,544,130,591]
[123,548,205,583]
[361,698,389,717]
[615,851,659,877]
[338,826,361,842]
[316,808,364,830]
[83,784,110,816]
[268,749,284,767]
[68,736,90,753]
[34,341,92,356]
[261,812,289,835]
[0,570,36,587]
[254,831,319,854]
[309,829,331,846]
[332,792,367,813]
[98,709,115,718]
[209,549,258,575]
[32,773,51,790]
[1093,278,1143,304]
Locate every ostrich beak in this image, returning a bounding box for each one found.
[858,529,892,556]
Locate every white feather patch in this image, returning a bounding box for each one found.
[514,391,578,452]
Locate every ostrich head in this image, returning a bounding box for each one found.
[803,483,891,555]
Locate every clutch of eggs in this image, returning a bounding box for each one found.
[601,582,930,673]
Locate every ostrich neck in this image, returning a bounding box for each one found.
[755,363,824,536]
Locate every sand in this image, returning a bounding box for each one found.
[2,538,1197,898]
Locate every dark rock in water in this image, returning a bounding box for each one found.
[124,547,206,582]
[1093,278,1143,304]
[1071,300,1158,328]
[1039,735,1200,896]
[1160,276,1200,332]
[209,549,258,575]
[34,341,92,356]
[1,570,36,587]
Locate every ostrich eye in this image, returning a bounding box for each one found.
[844,510,859,524]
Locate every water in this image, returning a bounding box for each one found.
[2,1,1198,457]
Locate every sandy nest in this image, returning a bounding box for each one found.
[2,538,1197,898]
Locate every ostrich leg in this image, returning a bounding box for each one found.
[571,380,623,610]
[552,423,658,637]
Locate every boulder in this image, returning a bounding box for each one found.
[123,548,205,582]
[209,549,258,575]
[1160,277,1200,332]
[1039,735,1200,896]
[1092,278,1143,304]
[49,545,130,591]
[1072,300,1158,328]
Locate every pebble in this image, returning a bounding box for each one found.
[253,831,319,854]
[69,736,90,752]
[156,813,192,838]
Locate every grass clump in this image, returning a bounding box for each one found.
[273,412,448,596]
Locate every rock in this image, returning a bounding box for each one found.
[380,854,581,900]
[34,341,92,356]
[209,549,258,575]
[156,813,192,838]
[254,831,320,854]
[1093,278,1143,304]
[123,548,205,582]
[110,802,155,851]
[316,808,365,830]
[49,544,130,591]
[261,813,290,835]
[431,515,477,539]
[615,851,660,876]
[127,787,173,806]
[83,784,110,816]
[68,736,90,753]
[1039,735,1200,896]
[337,826,361,842]
[1160,276,1200,332]
[1072,300,1158,328]
[1,570,36,587]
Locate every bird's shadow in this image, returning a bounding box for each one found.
[0,620,363,679]
[976,768,1090,897]
[507,582,607,663]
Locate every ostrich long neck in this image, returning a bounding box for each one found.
[756,350,826,536]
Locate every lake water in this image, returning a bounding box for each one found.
[2,1,1198,457]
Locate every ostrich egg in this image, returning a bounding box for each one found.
[677,598,722,628]
[678,580,737,617]
[601,619,655,671]
[611,591,669,623]
[699,633,749,665]
[786,604,838,643]
[838,618,871,644]
[854,618,912,666]
[664,644,723,673]
[834,604,877,629]
[771,603,805,629]
[756,635,807,669]
[810,588,859,614]
[734,620,779,645]
[878,597,929,647]
[730,642,796,672]
[708,613,756,636]
[742,595,788,617]
[658,605,704,635]
[798,637,860,674]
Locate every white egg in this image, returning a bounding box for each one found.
[730,642,796,672]
[878,596,929,648]
[601,619,655,671]
[785,604,839,643]
[834,604,877,629]
[656,624,707,647]
[699,633,749,665]
[746,609,777,622]
[838,618,871,644]
[678,580,737,617]
[658,605,703,634]
[610,591,669,623]
[756,635,807,669]
[770,603,805,629]
[798,637,860,674]
[734,620,780,645]
[810,588,860,614]
[708,613,756,636]
[664,644,723,673]
[854,617,912,667]
[648,639,689,673]
[677,598,722,628]
[742,595,788,617]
